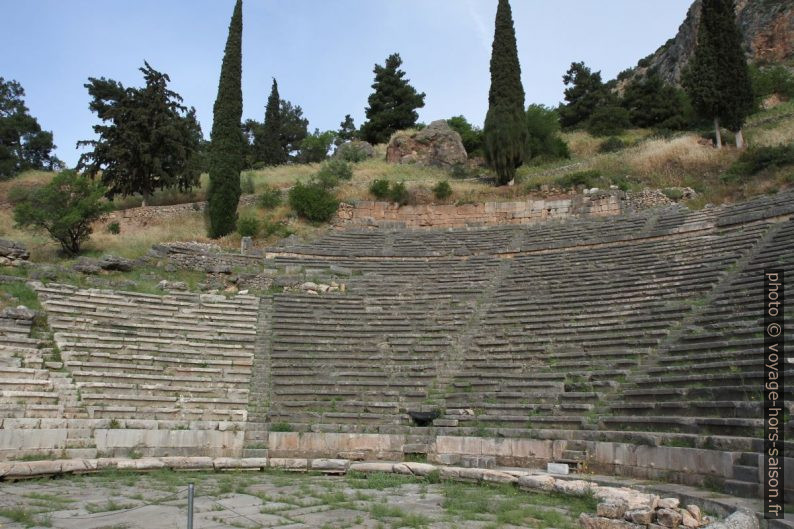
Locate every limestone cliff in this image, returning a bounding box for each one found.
[625,0,792,86]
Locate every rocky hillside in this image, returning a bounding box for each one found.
[628,0,792,85]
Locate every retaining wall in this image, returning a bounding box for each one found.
[335,192,623,228]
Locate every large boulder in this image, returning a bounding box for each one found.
[0,239,30,266]
[386,120,467,168]
[334,140,375,161]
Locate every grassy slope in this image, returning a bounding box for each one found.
[1,102,791,263]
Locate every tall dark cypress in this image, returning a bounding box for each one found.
[483,0,528,186]
[207,0,244,238]
[683,0,753,149]
[258,79,285,165]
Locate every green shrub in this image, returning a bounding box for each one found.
[750,64,794,103]
[336,142,370,163]
[723,144,794,182]
[611,174,631,192]
[587,105,631,137]
[106,221,121,235]
[432,181,453,200]
[236,215,260,237]
[449,164,473,179]
[599,136,626,153]
[526,104,570,161]
[447,115,484,157]
[258,185,282,209]
[288,182,339,222]
[369,179,391,199]
[555,170,601,189]
[240,173,255,195]
[298,129,335,163]
[662,188,684,201]
[13,169,110,255]
[316,159,353,190]
[7,186,31,205]
[262,218,292,238]
[388,182,409,205]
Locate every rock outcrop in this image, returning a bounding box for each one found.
[334,140,375,161]
[623,0,793,87]
[0,239,29,266]
[386,120,467,168]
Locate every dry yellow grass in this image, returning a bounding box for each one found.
[623,134,738,186]
[562,131,602,158]
[0,170,53,204]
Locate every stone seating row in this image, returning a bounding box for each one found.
[33,285,259,422]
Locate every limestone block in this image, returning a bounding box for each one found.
[547,462,570,475]
[392,463,412,475]
[117,458,166,471]
[213,458,268,470]
[403,462,437,476]
[518,474,555,491]
[626,508,654,524]
[723,510,759,529]
[310,459,349,473]
[659,498,680,510]
[160,457,214,470]
[657,508,683,528]
[481,469,517,484]
[554,479,597,496]
[439,466,462,480]
[598,501,628,519]
[681,510,699,528]
[348,462,394,474]
[686,505,702,522]
[596,487,658,510]
[430,453,460,465]
[0,429,67,451]
[269,458,308,471]
[580,513,645,529]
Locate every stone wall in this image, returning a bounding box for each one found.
[335,192,623,229]
[106,194,257,224]
[267,432,794,498]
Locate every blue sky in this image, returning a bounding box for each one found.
[2,0,692,166]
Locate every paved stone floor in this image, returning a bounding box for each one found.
[0,469,596,529]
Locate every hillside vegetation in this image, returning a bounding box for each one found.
[1,101,792,265]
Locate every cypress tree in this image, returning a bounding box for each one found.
[258,78,285,165]
[483,0,528,186]
[682,0,753,149]
[207,0,244,238]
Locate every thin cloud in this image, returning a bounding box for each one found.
[466,0,492,54]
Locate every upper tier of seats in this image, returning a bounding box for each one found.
[268,190,794,258]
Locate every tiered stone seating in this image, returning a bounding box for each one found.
[36,284,259,424]
[606,220,794,493]
[264,191,794,452]
[441,222,774,432]
[0,307,67,419]
[268,258,502,427]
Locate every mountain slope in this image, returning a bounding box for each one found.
[629,0,793,86]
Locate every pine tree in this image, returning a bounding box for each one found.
[559,62,608,129]
[258,79,285,165]
[682,0,753,149]
[0,78,61,179]
[78,62,203,204]
[207,0,244,238]
[360,53,425,145]
[483,0,528,185]
[336,114,356,146]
